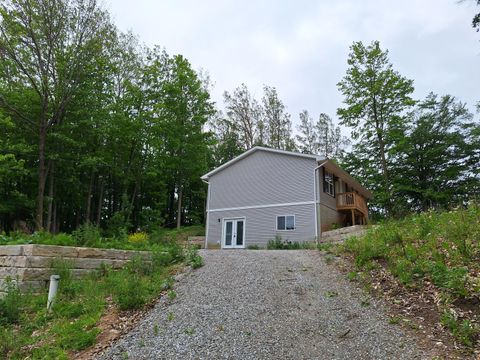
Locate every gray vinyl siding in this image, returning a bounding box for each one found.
[208,150,317,210]
[207,203,316,248]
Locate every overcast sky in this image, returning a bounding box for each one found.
[107,0,479,132]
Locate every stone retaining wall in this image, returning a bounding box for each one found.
[0,244,150,294]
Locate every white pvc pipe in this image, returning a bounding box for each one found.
[47,274,60,312]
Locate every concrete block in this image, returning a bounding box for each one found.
[0,245,24,256]
[0,255,29,267]
[23,245,79,258]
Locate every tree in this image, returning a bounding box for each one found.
[472,0,480,31]
[145,51,214,228]
[337,41,415,214]
[209,111,244,166]
[296,110,317,154]
[223,84,263,150]
[296,111,350,158]
[262,85,295,150]
[0,0,113,230]
[397,94,477,211]
[316,113,350,159]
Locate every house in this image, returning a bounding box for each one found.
[201,147,372,249]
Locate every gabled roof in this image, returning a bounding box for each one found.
[201,146,372,199]
[201,146,321,180]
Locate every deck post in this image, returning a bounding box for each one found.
[351,209,355,226]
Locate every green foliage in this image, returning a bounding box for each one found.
[72,224,102,247]
[441,310,479,347]
[113,273,148,311]
[337,40,415,215]
[186,245,203,269]
[0,278,22,324]
[342,205,480,298]
[0,240,182,358]
[247,244,261,250]
[267,235,313,250]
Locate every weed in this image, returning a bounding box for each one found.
[267,235,311,250]
[167,290,177,300]
[0,278,22,324]
[167,312,175,321]
[347,271,358,282]
[186,245,203,269]
[360,299,371,307]
[184,328,195,336]
[324,254,335,264]
[441,309,479,347]
[247,244,260,250]
[389,316,401,325]
[153,324,159,335]
[325,290,338,298]
[128,232,149,244]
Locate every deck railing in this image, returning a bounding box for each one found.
[336,192,368,215]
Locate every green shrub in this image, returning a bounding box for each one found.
[52,260,80,299]
[247,244,260,250]
[0,278,22,324]
[186,246,203,269]
[152,250,173,267]
[267,235,284,249]
[441,309,479,347]
[72,224,101,246]
[0,327,15,358]
[112,273,147,311]
[267,235,309,250]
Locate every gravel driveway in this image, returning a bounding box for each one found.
[100,250,426,359]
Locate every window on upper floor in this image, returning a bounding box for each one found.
[277,215,295,231]
[323,170,335,197]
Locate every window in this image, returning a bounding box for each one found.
[277,215,295,231]
[323,169,335,196]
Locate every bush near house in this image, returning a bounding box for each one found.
[0,226,204,359]
[339,204,480,349]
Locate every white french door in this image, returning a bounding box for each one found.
[223,218,245,249]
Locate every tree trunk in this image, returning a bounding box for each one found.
[96,177,104,226]
[85,171,95,224]
[52,201,57,234]
[46,161,55,232]
[176,185,183,229]
[36,124,48,231]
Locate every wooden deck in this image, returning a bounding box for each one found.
[336,192,368,225]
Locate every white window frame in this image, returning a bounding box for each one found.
[276,215,296,231]
[324,170,335,197]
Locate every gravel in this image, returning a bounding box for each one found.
[100,250,427,359]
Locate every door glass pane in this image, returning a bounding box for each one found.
[236,220,244,246]
[225,221,232,246]
[286,216,295,230]
[277,216,285,230]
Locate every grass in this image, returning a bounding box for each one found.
[340,204,480,348]
[0,233,203,359]
[0,224,205,251]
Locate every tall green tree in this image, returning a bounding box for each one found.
[337,41,415,214]
[296,110,317,154]
[316,113,350,159]
[223,84,263,149]
[262,85,295,150]
[145,50,214,228]
[0,0,113,230]
[397,94,477,211]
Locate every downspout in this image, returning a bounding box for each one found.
[314,161,328,244]
[202,179,210,249]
